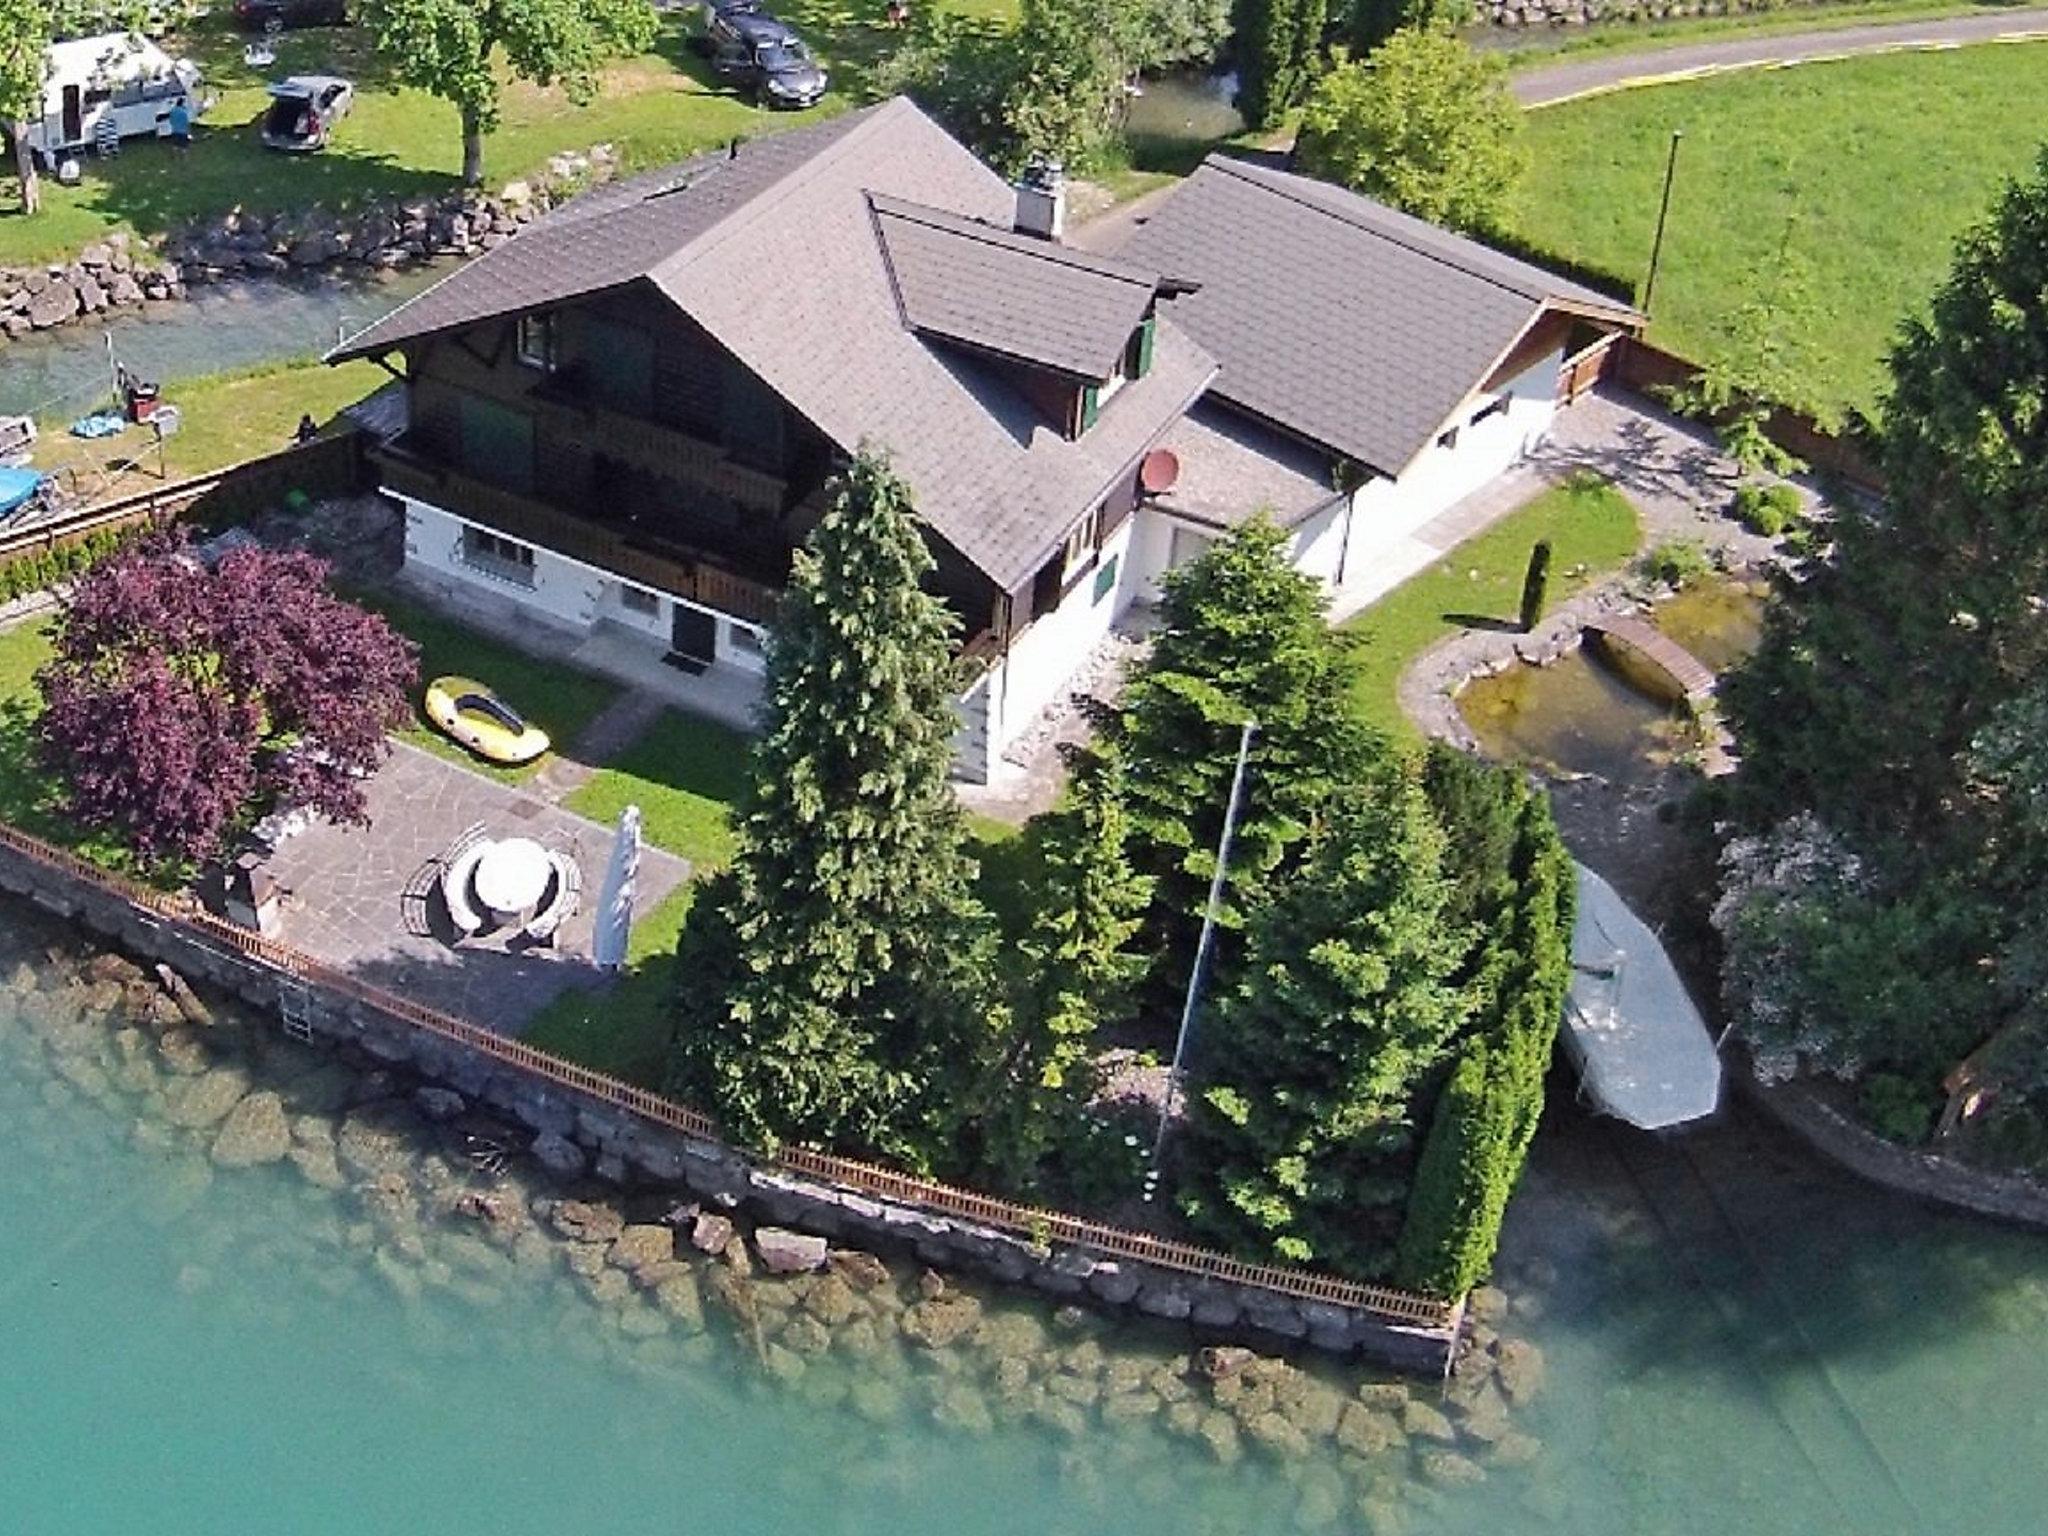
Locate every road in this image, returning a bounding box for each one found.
[1511,5,2048,105]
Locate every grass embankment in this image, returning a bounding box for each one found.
[1511,40,2048,416]
[0,619,149,875]
[1341,475,1642,741]
[34,360,390,493]
[0,1,1021,267]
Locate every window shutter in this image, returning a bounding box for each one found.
[1132,317,1156,378]
[1079,384,1101,434]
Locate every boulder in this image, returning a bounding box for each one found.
[211,1090,289,1167]
[549,1200,625,1244]
[76,276,106,313]
[654,1272,705,1331]
[107,272,143,307]
[413,1086,466,1121]
[609,1224,675,1273]
[1197,1345,1257,1379]
[27,281,78,329]
[1494,1338,1545,1405]
[900,1294,984,1349]
[1419,1449,1486,1487]
[1402,1399,1459,1445]
[754,1227,828,1275]
[1335,1403,1401,1459]
[689,1211,734,1254]
[530,1129,585,1176]
[826,1247,891,1290]
[165,1066,250,1128]
[288,230,344,267]
[801,1271,859,1326]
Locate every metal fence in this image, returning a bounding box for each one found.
[0,816,1458,1330]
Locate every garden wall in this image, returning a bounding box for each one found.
[1480,0,1892,29]
[0,820,1463,1375]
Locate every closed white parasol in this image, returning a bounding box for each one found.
[591,805,643,972]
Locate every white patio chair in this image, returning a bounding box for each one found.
[524,850,582,945]
[442,840,490,937]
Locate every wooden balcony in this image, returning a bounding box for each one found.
[374,442,782,626]
[525,388,788,518]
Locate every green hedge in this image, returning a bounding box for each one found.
[0,526,136,607]
[1393,793,1574,1297]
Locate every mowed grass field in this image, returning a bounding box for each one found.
[1511,40,2048,417]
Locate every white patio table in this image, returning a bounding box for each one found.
[472,837,553,921]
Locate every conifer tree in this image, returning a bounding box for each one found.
[1236,0,1329,131]
[1106,517,1382,988]
[976,746,1152,1191]
[1174,768,1468,1272]
[666,452,1001,1166]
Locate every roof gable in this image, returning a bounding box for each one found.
[870,193,1159,379]
[1119,156,1642,476]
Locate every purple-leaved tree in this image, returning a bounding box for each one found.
[36,533,418,865]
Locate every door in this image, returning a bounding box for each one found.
[61,86,83,145]
[669,603,717,669]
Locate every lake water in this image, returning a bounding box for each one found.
[0,263,446,421]
[4,900,2046,1536]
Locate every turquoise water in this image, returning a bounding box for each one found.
[4,908,2046,1535]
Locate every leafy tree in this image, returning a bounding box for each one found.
[355,0,657,186]
[665,452,1002,1166]
[0,0,48,215]
[1395,791,1572,1295]
[999,0,1137,172]
[36,534,417,865]
[1235,0,1327,131]
[1293,30,1527,235]
[1345,0,1469,55]
[1175,768,1468,1271]
[1103,516,1383,991]
[976,745,1152,1191]
[1662,216,1817,474]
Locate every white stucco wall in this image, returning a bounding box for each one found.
[395,494,767,671]
[980,513,1140,762]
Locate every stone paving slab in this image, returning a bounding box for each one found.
[264,740,689,1036]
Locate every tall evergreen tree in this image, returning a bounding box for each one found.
[1236,0,1329,131]
[976,746,1152,1192]
[1106,517,1383,990]
[666,453,1001,1166]
[1175,768,1469,1272]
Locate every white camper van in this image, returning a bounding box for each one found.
[19,33,208,169]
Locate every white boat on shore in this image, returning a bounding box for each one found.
[1562,863,1723,1131]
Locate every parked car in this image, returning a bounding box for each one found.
[261,75,353,151]
[713,33,828,109]
[700,5,792,59]
[690,0,766,53]
[233,0,349,29]
[424,677,551,766]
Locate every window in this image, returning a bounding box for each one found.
[457,397,535,494]
[460,526,536,586]
[1092,553,1120,605]
[516,312,558,372]
[1061,506,1103,579]
[620,583,660,617]
[725,623,765,662]
[1436,424,1461,451]
[1470,396,1511,429]
[1168,524,1214,570]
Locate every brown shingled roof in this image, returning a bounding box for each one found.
[1118,156,1643,478]
[870,193,1160,380]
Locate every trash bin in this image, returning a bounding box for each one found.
[126,380,162,424]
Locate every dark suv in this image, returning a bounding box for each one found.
[234,0,349,29]
[712,29,827,109]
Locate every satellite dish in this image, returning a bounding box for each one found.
[1139,447,1180,496]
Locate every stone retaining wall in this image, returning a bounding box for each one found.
[0,837,1459,1375]
[1483,0,1865,29]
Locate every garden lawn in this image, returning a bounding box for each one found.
[520,883,695,1088]
[1341,474,1640,740]
[1511,41,2048,417]
[35,360,388,490]
[0,1,1018,267]
[0,618,150,875]
[564,710,750,870]
[353,588,624,785]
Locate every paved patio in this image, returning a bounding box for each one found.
[263,741,690,1035]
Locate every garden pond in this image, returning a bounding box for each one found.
[4,893,2047,1536]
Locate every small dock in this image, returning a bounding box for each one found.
[1586,615,1716,705]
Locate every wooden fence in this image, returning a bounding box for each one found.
[1606,337,1885,492]
[1,432,364,571]
[0,815,1458,1330]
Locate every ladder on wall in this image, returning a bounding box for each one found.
[279,979,316,1045]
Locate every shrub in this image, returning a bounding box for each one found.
[1639,539,1714,590]
[1858,1071,1937,1145]
[1518,539,1552,633]
[1732,481,1804,538]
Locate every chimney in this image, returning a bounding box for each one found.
[1014,155,1066,242]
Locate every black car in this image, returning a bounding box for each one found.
[713,33,828,109]
[691,0,767,53]
[234,0,349,28]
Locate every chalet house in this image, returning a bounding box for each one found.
[1115,156,1644,610]
[330,101,1640,782]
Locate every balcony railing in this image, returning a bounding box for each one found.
[375,441,782,626]
[526,387,787,517]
